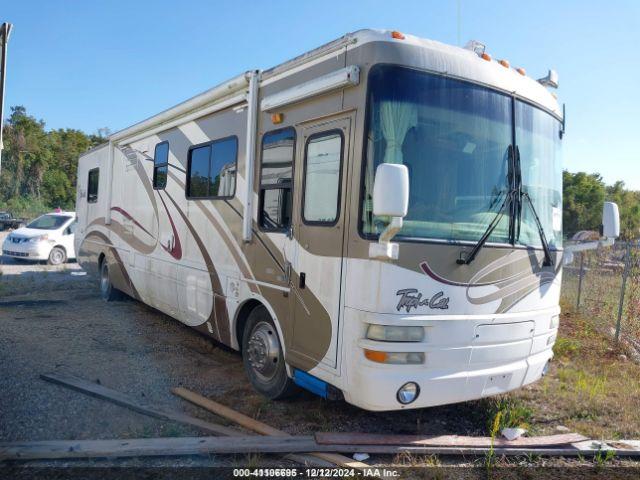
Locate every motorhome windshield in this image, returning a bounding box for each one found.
[27,215,72,230]
[361,65,562,248]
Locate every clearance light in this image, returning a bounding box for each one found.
[366,325,424,342]
[271,113,284,124]
[499,59,510,68]
[516,67,526,76]
[391,31,405,40]
[481,52,492,61]
[397,382,420,404]
[364,349,424,365]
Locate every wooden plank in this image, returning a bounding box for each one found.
[3,435,640,461]
[172,387,369,470]
[40,372,239,437]
[315,432,589,448]
[0,435,318,461]
[40,372,330,467]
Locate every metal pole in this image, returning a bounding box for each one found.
[0,22,13,175]
[576,252,585,311]
[616,242,631,341]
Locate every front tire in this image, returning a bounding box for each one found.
[100,260,123,301]
[48,247,67,265]
[242,306,299,400]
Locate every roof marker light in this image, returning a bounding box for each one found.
[481,52,492,61]
[499,59,510,68]
[391,31,405,40]
[516,67,526,76]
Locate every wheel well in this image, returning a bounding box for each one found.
[234,299,263,351]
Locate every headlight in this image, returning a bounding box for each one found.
[366,325,424,342]
[29,234,49,243]
[364,349,425,364]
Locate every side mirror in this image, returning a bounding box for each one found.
[602,201,620,239]
[372,163,409,218]
[369,164,409,260]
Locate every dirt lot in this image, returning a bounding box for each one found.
[1,230,639,471]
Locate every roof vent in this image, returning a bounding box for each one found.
[537,69,559,88]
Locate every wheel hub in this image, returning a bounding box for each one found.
[247,321,280,381]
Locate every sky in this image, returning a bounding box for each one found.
[3,0,640,187]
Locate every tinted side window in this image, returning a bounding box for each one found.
[186,137,237,199]
[259,128,295,231]
[153,141,169,189]
[302,132,343,224]
[87,168,99,203]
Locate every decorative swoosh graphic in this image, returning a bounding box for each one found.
[420,250,561,313]
[110,207,154,238]
[156,192,183,260]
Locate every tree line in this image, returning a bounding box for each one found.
[0,106,106,217]
[1,106,639,239]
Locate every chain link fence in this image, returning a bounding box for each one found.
[562,241,640,349]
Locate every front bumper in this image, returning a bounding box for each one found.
[2,240,51,260]
[341,307,558,411]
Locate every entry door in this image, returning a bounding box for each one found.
[289,116,352,369]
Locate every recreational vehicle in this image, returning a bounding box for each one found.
[75,29,619,411]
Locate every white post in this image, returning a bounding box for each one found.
[105,140,114,224]
[242,70,260,242]
[0,23,13,175]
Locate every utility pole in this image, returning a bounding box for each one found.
[0,22,13,175]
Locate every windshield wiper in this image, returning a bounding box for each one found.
[457,190,514,265]
[520,192,554,267]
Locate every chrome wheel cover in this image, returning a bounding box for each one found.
[247,321,280,382]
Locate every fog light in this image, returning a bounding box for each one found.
[547,333,557,346]
[397,382,420,405]
[549,315,559,329]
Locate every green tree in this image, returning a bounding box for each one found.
[562,170,606,239]
[0,106,106,216]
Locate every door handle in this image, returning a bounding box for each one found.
[299,272,306,289]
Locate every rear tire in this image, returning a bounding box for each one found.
[100,260,123,301]
[48,247,67,265]
[241,306,299,400]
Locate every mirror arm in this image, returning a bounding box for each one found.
[379,217,403,244]
[369,217,403,260]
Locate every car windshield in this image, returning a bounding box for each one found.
[361,65,562,248]
[27,214,72,230]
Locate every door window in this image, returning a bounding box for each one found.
[302,131,343,225]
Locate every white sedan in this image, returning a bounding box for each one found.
[1,212,77,265]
